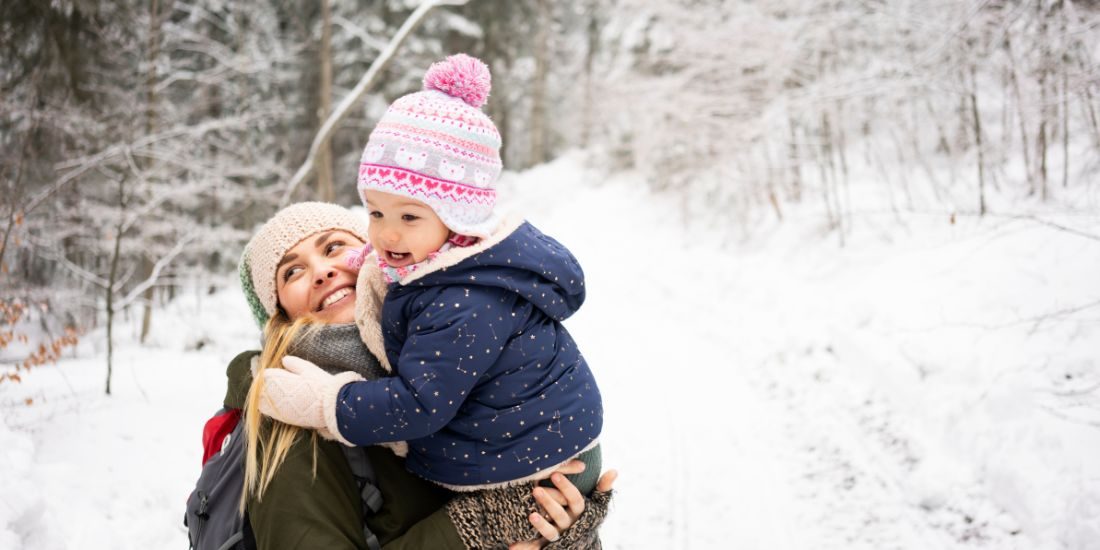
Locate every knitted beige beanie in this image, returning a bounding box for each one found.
[239,202,369,327]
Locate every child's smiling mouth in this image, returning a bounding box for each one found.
[383,249,415,268]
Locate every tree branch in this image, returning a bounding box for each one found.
[279,0,471,207]
[24,114,275,218]
[117,233,196,310]
[333,15,390,51]
[25,236,110,288]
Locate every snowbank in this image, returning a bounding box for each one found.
[2,153,1098,549]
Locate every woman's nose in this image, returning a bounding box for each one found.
[314,269,336,286]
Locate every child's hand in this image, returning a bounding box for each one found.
[549,458,587,477]
[258,356,363,433]
[510,469,618,549]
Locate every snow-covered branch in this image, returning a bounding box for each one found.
[279,0,471,206]
[26,114,273,218]
[116,233,197,309]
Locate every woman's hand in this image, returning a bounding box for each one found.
[509,465,618,549]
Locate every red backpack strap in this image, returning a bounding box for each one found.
[201,408,242,466]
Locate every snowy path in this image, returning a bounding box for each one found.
[505,157,1098,549]
[3,156,1099,549]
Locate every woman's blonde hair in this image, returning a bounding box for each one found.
[240,310,320,512]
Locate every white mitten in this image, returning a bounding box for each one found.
[258,355,364,442]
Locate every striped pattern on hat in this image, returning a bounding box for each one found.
[239,202,369,328]
[357,54,502,238]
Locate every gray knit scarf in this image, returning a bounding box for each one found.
[287,323,387,381]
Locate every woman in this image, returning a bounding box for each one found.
[231,201,615,549]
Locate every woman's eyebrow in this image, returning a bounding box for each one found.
[276,253,298,269]
[313,231,336,248]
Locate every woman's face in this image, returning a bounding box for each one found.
[275,230,364,324]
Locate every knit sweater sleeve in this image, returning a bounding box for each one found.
[333,285,516,446]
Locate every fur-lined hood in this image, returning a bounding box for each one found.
[355,215,586,372]
[397,215,586,322]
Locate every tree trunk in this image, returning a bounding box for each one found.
[1061,3,1069,189]
[140,0,161,344]
[1000,64,1010,155]
[820,110,843,245]
[1081,82,1100,152]
[106,178,126,396]
[316,0,335,202]
[970,66,987,216]
[816,111,842,246]
[1037,1,1050,200]
[580,0,599,148]
[787,116,801,201]
[139,258,154,343]
[835,100,851,233]
[893,127,916,208]
[924,98,956,186]
[0,125,35,274]
[1038,117,1049,199]
[1074,34,1100,153]
[1004,36,1033,188]
[1063,61,1070,189]
[529,0,550,167]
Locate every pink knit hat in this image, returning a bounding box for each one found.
[357,54,502,238]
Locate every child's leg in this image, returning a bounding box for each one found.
[540,444,602,496]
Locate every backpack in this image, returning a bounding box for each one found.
[185,407,384,550]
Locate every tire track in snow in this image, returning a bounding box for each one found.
[742,342,1026,549]
[503,159,1034,548]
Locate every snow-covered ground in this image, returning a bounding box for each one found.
[3,154,1099,549]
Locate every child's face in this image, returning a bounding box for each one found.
[275,230,364,324]
[363,190,451,268]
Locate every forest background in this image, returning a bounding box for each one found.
[2,0,1099,548]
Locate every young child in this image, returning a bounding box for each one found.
[259,54,603,496]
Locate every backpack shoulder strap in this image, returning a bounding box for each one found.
[340,445,384,550]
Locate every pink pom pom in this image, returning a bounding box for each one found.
[345,244,373,271]
[422,54,491,108]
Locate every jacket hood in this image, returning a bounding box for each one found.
[399,219,586,322]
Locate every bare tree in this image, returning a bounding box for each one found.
[529,0,550,166]
[970,65,988,216]
[316,0,335,202]
[139,0,164,344]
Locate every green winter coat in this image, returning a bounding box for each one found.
[223,351,465,550]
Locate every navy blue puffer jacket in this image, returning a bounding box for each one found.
[335,220,603,488]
